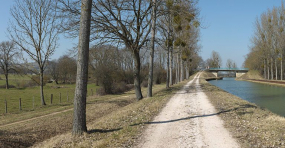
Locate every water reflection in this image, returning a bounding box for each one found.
[208,78,285,116]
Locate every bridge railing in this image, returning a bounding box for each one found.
[208,68,249,71]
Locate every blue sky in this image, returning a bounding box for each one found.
[0,0,76,61]
[0,0,283,67]
[198,0,282,67]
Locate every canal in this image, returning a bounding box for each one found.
[208,77,285,116]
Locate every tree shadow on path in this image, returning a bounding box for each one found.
[130,104,256,126]
[86,104,257,135]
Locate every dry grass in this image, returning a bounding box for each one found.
[236,70,264,80]
[200,71,285,147]
[0,75,194,147]
[34,80,190,148]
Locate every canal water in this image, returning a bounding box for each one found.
[208,77,285,116]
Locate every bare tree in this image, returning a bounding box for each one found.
[9,0,60,105]
[156,0,199,85]
[0,41,18,89]
[246,3,285,80]
[147,0,157,98]
[89,45,124,94]
[226,59,233,69]
[72,0,92,135]
[59,0,152,100]
[58,55,77,84]
[207,51,222,68]
[232,62,237,68]
[47,60,59,84]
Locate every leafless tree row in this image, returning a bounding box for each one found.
[4,0,201,135]
[245,2,285,80]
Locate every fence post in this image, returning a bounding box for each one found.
[5,99,7,113]
[91,89,93,96]
[33,96,35,110]
[51,94,53,104]
[59,93,61,104]
[67,92,69,102]
[19,98,22,111]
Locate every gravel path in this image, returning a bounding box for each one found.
[135,72,240,148]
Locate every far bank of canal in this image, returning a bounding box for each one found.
[208,77,285,116]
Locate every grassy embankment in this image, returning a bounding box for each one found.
[0,74,196,147]
[235,70,264,80]
[201,71,285,147]
[0,75,99,115]
[237,70,285,88]
[0,74,99,125]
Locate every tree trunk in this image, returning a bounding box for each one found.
[133,50,143,100]
[267,59,270,79]
[40,69,46,105]
[281,58,283,80]
[275,59,278,80]
[72,0,92,135]
[175,53,178,84]
[147,0,156,98]
[264,59,266,79]
[5,72,9,89]
[166,45,170,88]
[271,57,273,80]
[170,47,173,85]
[185,63,189,80]
[176,53,180,82]
[180,55,183,81]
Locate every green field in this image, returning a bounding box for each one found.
[0,74,30,86]
[0,74,99,114]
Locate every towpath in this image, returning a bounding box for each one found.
[135,72,239,148]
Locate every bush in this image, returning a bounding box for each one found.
[31,75,51,86]
[141,80,148,88]
[154,67,167,84]
[15,80,38,88]
[112,82,134,94]
[122,70,134,84]
[0,85,16,89]
[96,88,106,96]
[96,82,134,95]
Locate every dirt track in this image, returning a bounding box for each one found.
[135,72,239,148]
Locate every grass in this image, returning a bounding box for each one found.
[0,74,31,86]
[0,74,195,147]
[0,83,99,114]
[0,74,99,116]
[200,71,285,147]
[236,70,263,80]
[34,79,191,148]
[0,83,100,127]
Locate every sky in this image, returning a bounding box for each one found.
[198,0,283,68]
[0,0,76,61]
[0,0,283,67]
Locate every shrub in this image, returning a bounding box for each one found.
[141,80,148,88]
[0,85,16,88]
[31,75,51,86]
[96,88,106,96]
[112,82,134,94]
[15,80,38,88]
[153,66,167,84]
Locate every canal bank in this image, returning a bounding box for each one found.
[200,71,285,147]
[236,70,285,87]
[209,77,285,117]
[247,79,285,88]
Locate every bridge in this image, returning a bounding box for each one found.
[206,68,249,77]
